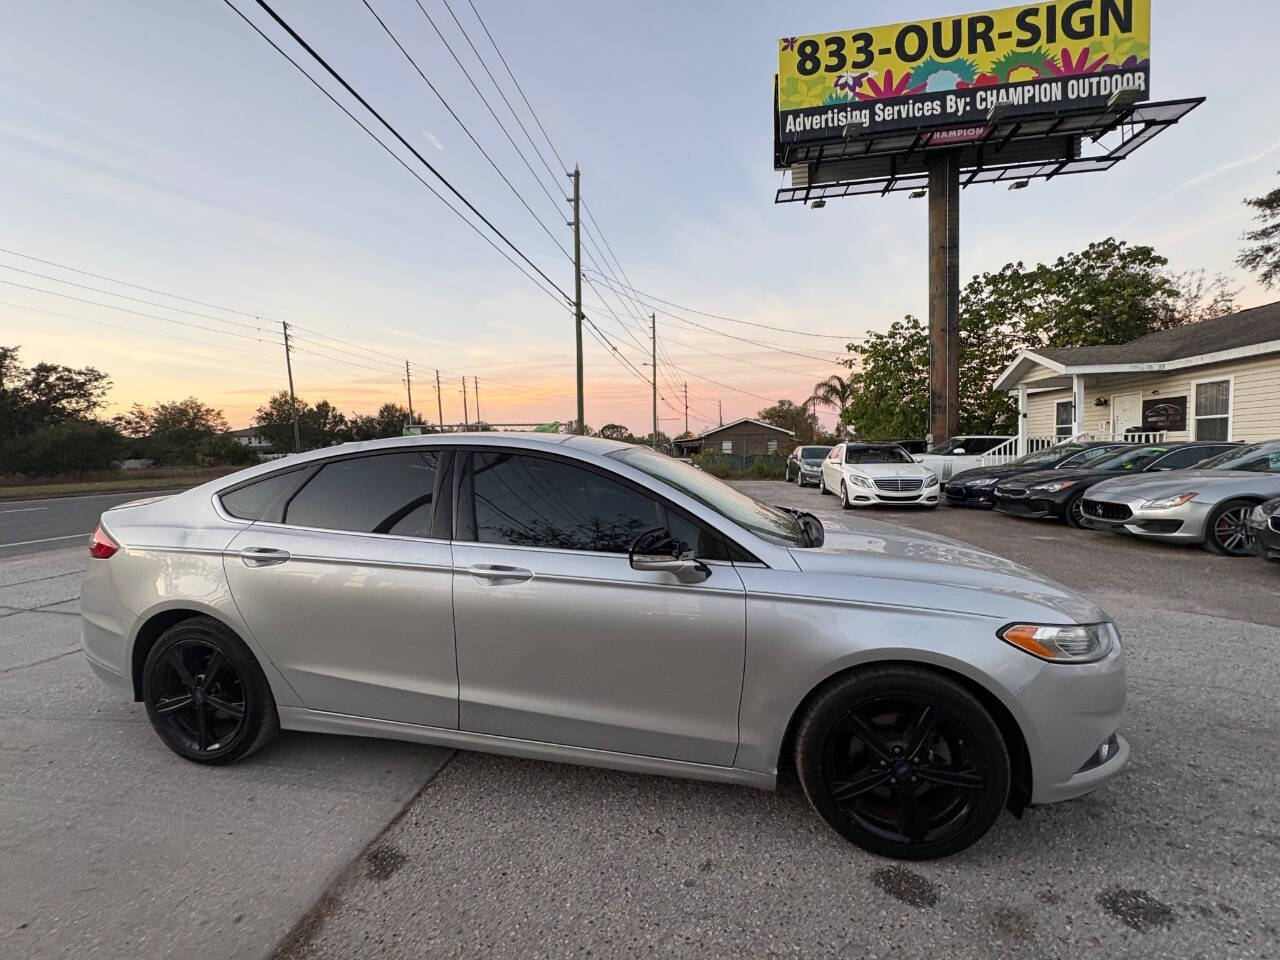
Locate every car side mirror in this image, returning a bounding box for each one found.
[952,447,966,456]
[629,528,710,584]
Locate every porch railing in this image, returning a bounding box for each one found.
[981,431,1168,466]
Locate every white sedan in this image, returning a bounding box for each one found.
[820,442,940,509]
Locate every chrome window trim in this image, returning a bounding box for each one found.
[237,518,453,548]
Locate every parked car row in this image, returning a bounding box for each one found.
[790,437,1280,564]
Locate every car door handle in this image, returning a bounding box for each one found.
[239,547,291,568]
[467,563,533,584]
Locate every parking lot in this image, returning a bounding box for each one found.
[2,483,1277,960]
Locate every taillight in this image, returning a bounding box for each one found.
[89,525,119,559]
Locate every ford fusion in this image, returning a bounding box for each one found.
[81,433,1126,860]
[820,442,940,510]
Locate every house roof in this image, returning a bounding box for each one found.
[228,426,260,437]
[995,300,1280,391]
[697,417,795,439]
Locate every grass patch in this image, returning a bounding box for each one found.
[0,465,243,500]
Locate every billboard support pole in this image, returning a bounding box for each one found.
[927,149,961,445]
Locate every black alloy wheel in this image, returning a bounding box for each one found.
[795,667,1009,859]
[1064,493,1087,528]
[1204,499,1256,556]
[143,616,279,764]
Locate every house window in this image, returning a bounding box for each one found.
[721,440,733,454]
[1054,400,1074,438]
[767,439,778,454]
[1194,380,1231,441]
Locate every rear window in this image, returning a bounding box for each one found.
[219,468,307,521]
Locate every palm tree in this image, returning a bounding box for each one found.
[807,373,858,433]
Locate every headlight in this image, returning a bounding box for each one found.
[1028,480,1077,493]
[847,473,871,488]
[924,474,939,488]
[1144,491,1197,510]
[968,477,998,487]
[999,623,1114,664]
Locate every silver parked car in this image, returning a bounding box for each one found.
[82,433,1126,859]
[1080,440,1280,555]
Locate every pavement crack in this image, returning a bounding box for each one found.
[0,569,85,589]
[0,649,81,673]
[0,598,80,619]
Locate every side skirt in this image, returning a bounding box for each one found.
[278,706,777,790]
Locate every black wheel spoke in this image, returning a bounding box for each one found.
[844,714,893,761]
[200,650,225,690]
[194,704,210,750]
[904,705,937,760]
[155,694,193,715]
[918,767,985,790]
[165,649,196,689]
[830,769,891,803]
[206,696,245,719]
[897,784,928,843]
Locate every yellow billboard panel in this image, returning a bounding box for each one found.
[777,0,1150,142]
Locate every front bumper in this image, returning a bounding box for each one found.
[944,484,997,507]
[1248,517,1280,562]
[1079,494,1211,544]
[1016,637,1130,804]
[845,484,939,507]
[993,494,1064,520]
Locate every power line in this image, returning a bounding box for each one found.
[663,358,780,404]
[221,0,570,309]
[584,270,863,341]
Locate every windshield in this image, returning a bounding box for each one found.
[1194,443,1280,472]
[1016,443,1085,466]
[609,447,805,546]
[845,445,914,465]
[798,446,831,460]
[1060,444,1131,466]
[1090,445,1170,472]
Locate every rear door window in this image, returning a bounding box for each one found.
[284,451,440,536]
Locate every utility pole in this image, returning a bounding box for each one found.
[280,320,301,453]
[927,150,961,445]
[474,376,481,424]
[683,382,689,436]
[569,166,584,434]
[435,369,444,434]
[718,399,723,427]
[404,360,414,429]
[650,313,658,449]
[461,377,469,428]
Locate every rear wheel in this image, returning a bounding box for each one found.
[1204,499,1256,556]
[794,666,1010,860]
[142,616,279,764]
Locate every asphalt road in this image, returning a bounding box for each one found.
[2,480,1277,959]
[0,490,182,558]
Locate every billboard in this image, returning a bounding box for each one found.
[777,0,1150,143]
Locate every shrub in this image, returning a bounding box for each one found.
[0,421,124,476]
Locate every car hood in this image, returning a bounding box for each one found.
[842,462,933,478]
[949,464,1035,483]
[1004,468,1121,487]
[1089,469,1280,499]
[786,520,1106,624]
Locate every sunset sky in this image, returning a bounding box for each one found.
[2,0,1277,434]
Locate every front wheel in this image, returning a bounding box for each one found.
[142,616,279,764]
[1204,499,1256,556]
[794,666,1010,860]
[820,474,831,495]
[839,481,853,510]
[1064,493,1087,528]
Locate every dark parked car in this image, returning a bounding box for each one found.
[945,441,1132,508]
[784,444,832,487]
[1247,497,1280,562]
[993,442,1239,527]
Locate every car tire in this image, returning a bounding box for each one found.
[142,616,280,765]
[820,474,831,495]
[1203,498,1257,557]
[794,666,1011,860]
[1063,493,1087,529]
[839,481,853,510]
[784,466,792,483]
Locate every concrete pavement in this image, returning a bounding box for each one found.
[0,547,451,960]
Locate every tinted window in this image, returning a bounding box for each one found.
[219,468,307,521]
[1017,444,1084,466]
[473,452,659,553]
[1148,446,1222,471]
[1064,444,1131,466]
[1188,443,1278,471]
[1090,445,1169,472]
[798,446,831,459]
[664,507,730,561]
[285,452,439,535]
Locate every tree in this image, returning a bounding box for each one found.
[807,373,859,429]
[0,346,111,441]
[254,391,306,452]
[1238,172,1280,288]
[350,403,409,441]
[596,423,635,442]
[0,421,123,476]
[757,399,819,441]
[113,397,229,465]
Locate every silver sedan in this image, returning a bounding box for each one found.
[1080,440,1280,555]
[81,433,1127,860]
